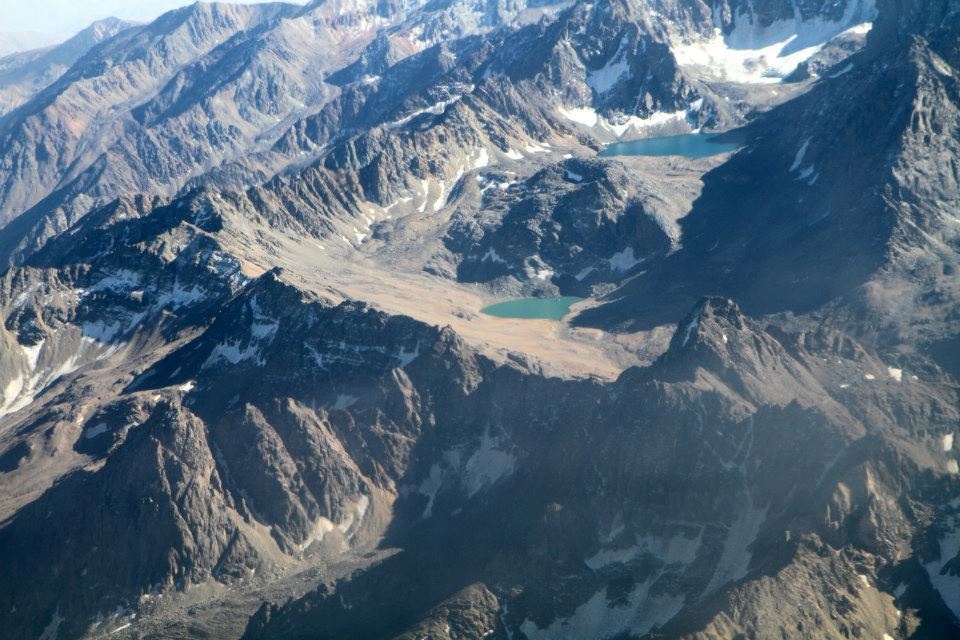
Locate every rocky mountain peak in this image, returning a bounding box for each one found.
[666,296,748,353]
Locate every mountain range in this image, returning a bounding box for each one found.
[0,0,958,638]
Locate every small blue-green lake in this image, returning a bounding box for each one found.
[481,296,584,320]
[599,134,740,159]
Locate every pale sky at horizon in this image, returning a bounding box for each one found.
[0,0,308,37]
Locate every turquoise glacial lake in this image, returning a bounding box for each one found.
[599,133,740,159]
[481,297,584,320]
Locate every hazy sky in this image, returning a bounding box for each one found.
[0,0,307,37]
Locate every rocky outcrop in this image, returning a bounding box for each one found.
[445,157,679,295]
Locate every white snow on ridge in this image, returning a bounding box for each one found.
[387,86,474,130]
[413,429,516,519]
[671,1,876,85]
[672,28,819,84]
[85,270,142,295]
[203,340,260,368]
[587,35,631,94]
[558,106,599,127]
[557,100,703,139]
[433,180,447,211]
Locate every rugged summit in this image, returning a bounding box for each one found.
[0,0,958,639]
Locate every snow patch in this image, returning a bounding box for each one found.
[203,340,261,368]
[681,317,699,346]
[520,579,684,639]
[533,267,554,281]
[473,147,489,169]
[829,62,854,78]
[482,247,506,264]
[587,530,702,570]
[944,433,955,452]
[607,247,642,272]
[925,511,960,621]
[156,281,208,309]
[559,103,700,138]
[39,610,64,640]
[86,270,142,295]
[395,342,421,368]
[587,35,631,94]
[704,495,767,594]
[418,462,447,519]
[23,340,44,370]
[85,422,109,439]
[388,89,472,129]
[433,180,447,211]
[790,139,811,171]
[462,430,516,497]
[333,394,358,410]
[418,179,429,213]
[671,3,876,84]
